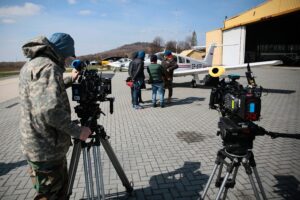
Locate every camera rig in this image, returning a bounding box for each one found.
[66,60,133,200]
[201,64,300,200]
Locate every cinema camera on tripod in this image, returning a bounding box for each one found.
[66,60,133,200]
[200,64,300,200]
[209,64,263,155]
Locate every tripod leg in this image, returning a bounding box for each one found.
[87,147,95,199]
[252,167,267,200]
[201,164,219,200]
[221,165,239,200]
[215,171,231,200]
[100,137,133,193]
[248,172,261,200]
[242,158,262,200]
[66,139,82,199]
[93,145,105,200]
[83,147,93,199]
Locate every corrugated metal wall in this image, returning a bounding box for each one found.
[224,0,300,30]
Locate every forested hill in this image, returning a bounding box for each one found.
[0,42,153,71]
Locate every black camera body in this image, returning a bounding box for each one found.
[209,74,262,122]
[71,60,114,124]
[209,64,264,155]
[72,68,113,103]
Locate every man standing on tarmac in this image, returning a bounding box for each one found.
[129,50,145,109]
[162,50,178,103]
[147,54,165,108]
[19,33,92,200]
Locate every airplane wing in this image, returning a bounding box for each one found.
[174,68,209,77]
[173,60,283,77]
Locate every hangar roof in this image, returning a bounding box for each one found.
[223,0,300,30]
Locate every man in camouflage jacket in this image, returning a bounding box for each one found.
[161,50,178,103]
[19,33,91,200]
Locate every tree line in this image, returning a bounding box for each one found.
[149,31,198,54]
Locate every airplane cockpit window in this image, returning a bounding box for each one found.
[178,56,185,63]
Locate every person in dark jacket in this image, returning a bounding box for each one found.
[161,50,178,103]
[129,50,145,109]
[147,55,165,107]
[128,51,138,106]
[19,33,92,200]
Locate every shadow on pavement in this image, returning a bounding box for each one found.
[104,161,209,200]
[0,160,27,176]
[273,175,300,200]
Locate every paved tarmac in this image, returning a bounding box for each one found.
[0,66,299,200]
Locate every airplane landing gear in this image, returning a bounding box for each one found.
[191,79,197,88]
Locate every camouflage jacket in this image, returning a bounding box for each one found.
[19,36,81,162]
[161,57,178,81]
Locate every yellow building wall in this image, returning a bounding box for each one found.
[224,0,300,30]
[206,29,223,65]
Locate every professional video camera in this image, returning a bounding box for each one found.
[209,64,262,122]
[201,64,300,200]
[71,60,113,104]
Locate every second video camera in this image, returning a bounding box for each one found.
[209,64,262,121]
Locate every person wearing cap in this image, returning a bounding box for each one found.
[129,50,146,109]
[147,54,165,108]
[19,33,92,199]
[162,50,178,103]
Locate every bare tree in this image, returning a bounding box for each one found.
[177,41,190,52]
[150,36,164,54]
[185,36,192,48]
[165,40,177,53]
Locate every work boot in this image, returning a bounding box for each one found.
[167,98,171,104]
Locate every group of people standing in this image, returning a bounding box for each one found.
[128,50,178,109]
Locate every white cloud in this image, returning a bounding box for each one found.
[67,0,77,4]
[79,10,93,16]
[0,2,43,17]
[1,18,16,24]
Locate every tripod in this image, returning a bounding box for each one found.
[66,102,133,200]
[200,148,267,200]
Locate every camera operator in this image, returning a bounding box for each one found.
[19,33,92,200]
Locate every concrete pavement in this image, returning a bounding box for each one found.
[0,66,299,200]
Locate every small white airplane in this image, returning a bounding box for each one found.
[109,58,132,72]
[144,43,283,87]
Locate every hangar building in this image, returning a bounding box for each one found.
[206,0,300,66]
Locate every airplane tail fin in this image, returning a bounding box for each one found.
[203,43,216,66]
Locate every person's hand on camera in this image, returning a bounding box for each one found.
[79,126,92,141]
[71,68,80,82]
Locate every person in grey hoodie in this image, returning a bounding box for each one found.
[19,33,91,200]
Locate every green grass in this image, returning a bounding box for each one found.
[65,65,112,72]
[0,65,113,79]
[0,71,20,78]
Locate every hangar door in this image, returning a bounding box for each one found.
[245,11,300,65]
[222,26,246,66]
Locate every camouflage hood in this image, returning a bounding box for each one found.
[22,36,64,67]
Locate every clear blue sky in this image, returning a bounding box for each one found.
[0,0,265,61]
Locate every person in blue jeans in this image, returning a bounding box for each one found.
[147,55,165,108]
[129,50,145,109]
